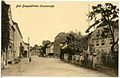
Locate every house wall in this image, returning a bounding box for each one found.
[89,25,118,54]
[46,45,54,55]
[13,23,23,58]
[7,5,15,62]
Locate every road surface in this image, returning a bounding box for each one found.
[2,56,110,77]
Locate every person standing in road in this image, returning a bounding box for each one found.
[29,57,31,62]
[29,52,32,62]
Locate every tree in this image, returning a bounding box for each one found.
[42,40,51,46]
[55,32,68,44]
[66,31,88,53]
[86,3,119,53]
[53,32,68,54]
[2,1,10,52]
[86,3,119,69]
[41,40,51,54]
[42,40,51,49]
[33,44,39,50]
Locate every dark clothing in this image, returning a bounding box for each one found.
[29,58,31,62]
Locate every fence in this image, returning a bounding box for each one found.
[62,52,118,76]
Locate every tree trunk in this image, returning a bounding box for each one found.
[5,47,8,66]
[111,39,119,53]
[107,19,115,53]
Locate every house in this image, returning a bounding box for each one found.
[13,21,23,59]
[1,1,15,66]
[7,22,15,64]
[89,25,118,54]
[53,32,68,58]
[1,1,23,67]
[22,41,29,57]
[46,43,54,57]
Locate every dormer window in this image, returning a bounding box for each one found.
[101,40,105,45]
[110,39,113,44]
[96,30,100,37]
[91,41,94,46]
[96,40,99,46]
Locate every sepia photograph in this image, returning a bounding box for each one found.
[1,0,119,77]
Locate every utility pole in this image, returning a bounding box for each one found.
[87,4,90,54]
[28,37,30,58]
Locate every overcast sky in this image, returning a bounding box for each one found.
[6,1,119,46]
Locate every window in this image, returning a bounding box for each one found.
[96,40,99,46]
[107,33,112,38]
[110,39,113,44]
[96,44,99,46]
[91,44,94,46]
[9,46,12,48]
[101,40,105,45]
[101,43,104,45]
[96,30,100,37]
[101,50,106,52]
[91,41,94,46]
[92,41,94,43]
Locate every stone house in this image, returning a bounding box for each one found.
[89,25,118,54]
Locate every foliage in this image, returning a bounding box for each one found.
[66,31,88,53]
[42,40,51,48]
[2,1,10,51]
[66,31,80,53]
[31,44,39,50]
[53,32,68,53]
[41,40,51,53]
[54,31,89,55]
[42,40,51,45]
[86,3,119,52]
[55,32,68,44]
[86,3,118,33]
[86,3,119,69]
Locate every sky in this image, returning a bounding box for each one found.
[5,1,119,46]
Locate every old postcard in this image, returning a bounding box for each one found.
[1,0,119,77]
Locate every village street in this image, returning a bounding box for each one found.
[2,56,110,77]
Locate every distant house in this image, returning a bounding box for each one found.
[31,45,40,56]
[53,32,68,58]
[23,41,29,57]
[89,25,118,54]
[46,43,54,57]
